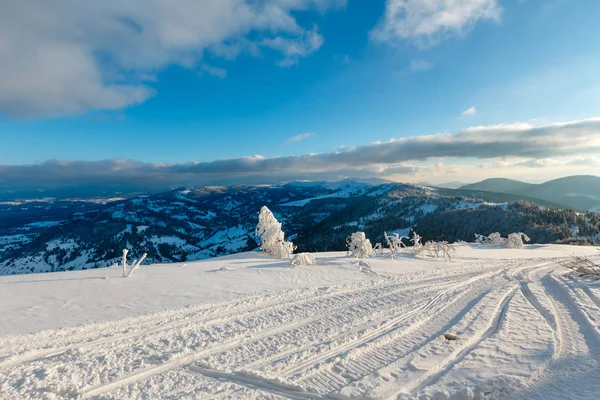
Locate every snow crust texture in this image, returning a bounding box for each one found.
[1,245,599,399]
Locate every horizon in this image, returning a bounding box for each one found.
[2,1,600,188]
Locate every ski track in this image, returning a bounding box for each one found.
[0,265,500,368]
[507,273,600,399]
[384,284,518,398]
[3,255,600,399]
[80,274,481,398]
[279,272,492,378]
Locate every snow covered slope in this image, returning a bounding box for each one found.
[1,244,599,399]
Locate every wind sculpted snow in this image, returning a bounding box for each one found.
[0,244,599,399]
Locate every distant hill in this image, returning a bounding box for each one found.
[512,175,600,212]
[460,175,600,211]
[460,178,536,193]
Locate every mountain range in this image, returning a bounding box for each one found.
[2,179,599,275]
[460,175,600,211]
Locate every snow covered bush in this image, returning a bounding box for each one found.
[256,206,296,259]
[384,231,408,259]
[290,253,316,267]
[475,232,530,249]
[373,243,384,256]
[563,252,600,280]
[475,232,506,246]
[505,232,531,249]
[121,248,147,278]
[346,231,374,258]
[410,231,423,250]
[414,241,456,262]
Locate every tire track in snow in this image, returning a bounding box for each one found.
[187,365,332,400]
[0,269,484,370]
[328,263,555,399]
[513,274,600,399]
[0,283,385,368]
[557,274,600,311]
[402,284,518,397]
[545,275,600,346]
[0,279,421,370]
[317,289,493,394]
[277,268,508,379]
[79,278,469,398]
[519,281,562,360]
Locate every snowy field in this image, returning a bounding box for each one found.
[1,244,599,399]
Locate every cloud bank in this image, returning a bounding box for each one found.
[372,0,501,46]
[2,118,600,191]
[0,0,345,118]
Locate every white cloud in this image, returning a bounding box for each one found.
[372,0,501,46]
[4,118,600,187]
[462,106,477,116]
[0,0,343,118]
[286,132,314,144]
[262,25,324,67]
[200,64,227,79]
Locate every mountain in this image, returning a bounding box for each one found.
[460,178,536,193]
[460,175,600,211]
[2,180,599,275]
[512,175,600,212]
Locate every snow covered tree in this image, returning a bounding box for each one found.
[121,248,147,278]
[488,232,506,246]
[256,206,296,259]
[410,231,423,250]
[475,232,506,246]
[347,231,374,258]
[290,253,316,266]
[384,231,408,259]
[505,232,531,249]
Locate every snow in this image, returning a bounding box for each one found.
[25,221,64,228]
[1,244,599,399]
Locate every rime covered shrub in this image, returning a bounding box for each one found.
[121,248,147,278]
[347,231,374,259]
[290,252,316,266]
[475,232,530,249]
[256,206,296,259]
[410,231,423,250]
[414,241,456,261]
[562,252,600,280]
[506,232,531,249]
[475,232,506,246]
[384,231,408,259]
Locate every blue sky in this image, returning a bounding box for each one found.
[1,0,600,187]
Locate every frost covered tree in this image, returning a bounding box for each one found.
[347,231,374,258]
[121,248,147,278]
[256,206,296,259]
[488,232,506,246]
[506,232,531,249]
[410,231,423,250]
[384,231,408,259]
